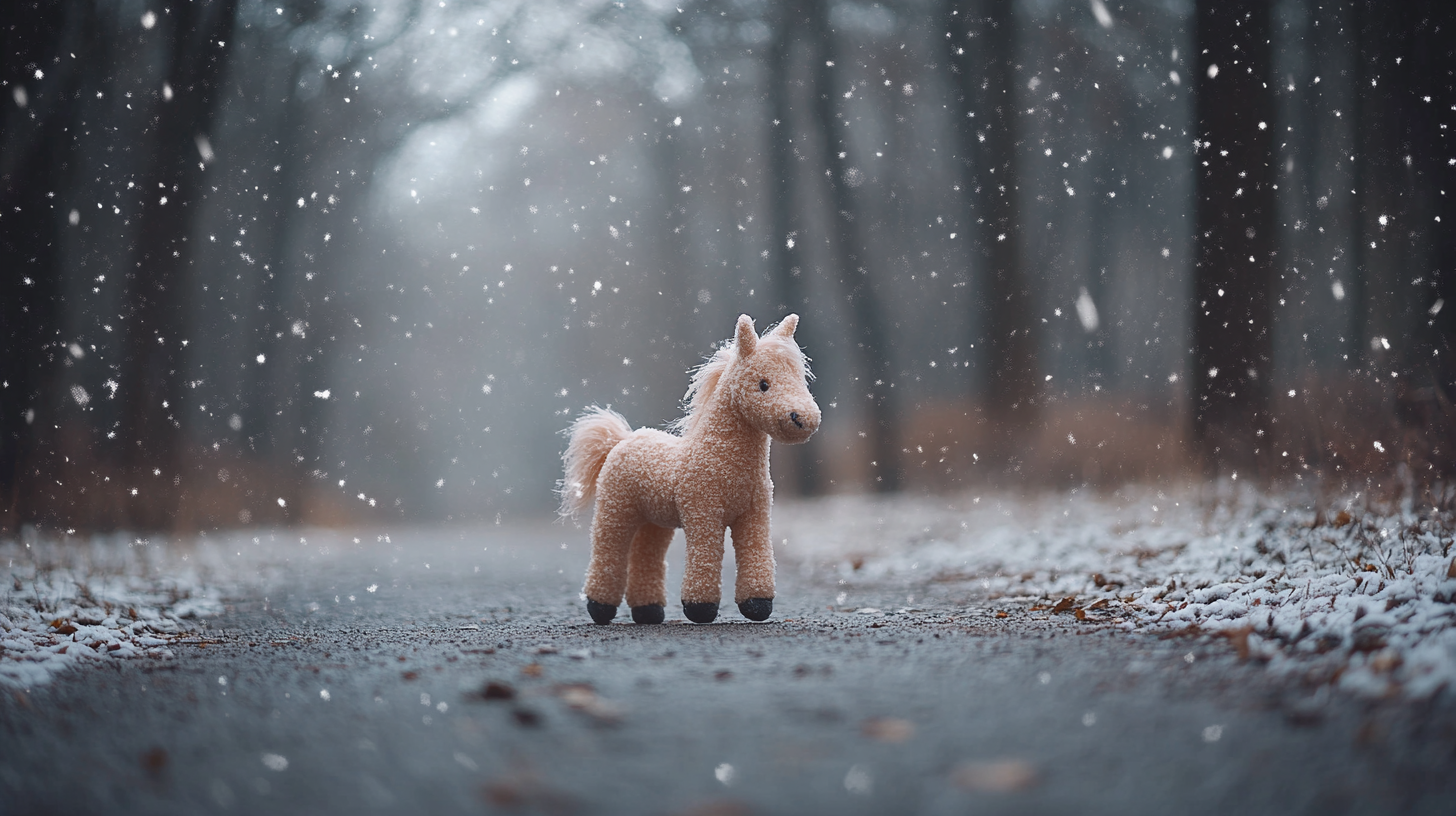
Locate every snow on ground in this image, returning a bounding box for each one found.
[7,484,1455,699]
[0,535,230,689]
[1,528,391,689]
[776,483,1456,699]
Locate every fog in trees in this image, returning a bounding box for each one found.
[3,0,1453,535]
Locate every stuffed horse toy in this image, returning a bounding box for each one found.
[559,314,820,624]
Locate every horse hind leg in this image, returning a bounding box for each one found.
[582,507,639,624]
[625,524,674,624]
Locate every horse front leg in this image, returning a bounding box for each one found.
[680,518,726,623]
[730,504,775,621]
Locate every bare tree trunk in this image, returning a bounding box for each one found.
[1430,9,1456,427]
[766,0,822,495]
[806,0,899,491]
[947,0,1037,474]
[114,0,238,530]
[1192,0,1276,474]
[0,2,105,534]
[1355,2,1456,471]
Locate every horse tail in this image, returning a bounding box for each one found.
[558,406,633,517]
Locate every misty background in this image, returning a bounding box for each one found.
[2,0,1453,535]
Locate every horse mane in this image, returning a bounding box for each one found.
[669,320,811,436]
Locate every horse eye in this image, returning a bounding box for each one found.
[759,379,770,392]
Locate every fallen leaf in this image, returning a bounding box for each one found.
[555,683,623,723]
[401,671,419,681]
[861,717,915,743]
[482,780,526,809]
[1369,649,1403,674]
[1051,597,1076,614]
[142,747,168,775]
[521,663,544,678]
[994,611,1009,619]
[1086,599,1109,610]
[714,670,733,681]
[671,799,751,816]
[1221,626,1254,661]
[479,681,516,701]
[1073,608,1087,621]
[950,759,1037,792]
[512,708,542,727]
[1333,510,1352,528]
[480,768,575,812]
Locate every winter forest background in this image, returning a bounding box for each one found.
[2,0,1453,535]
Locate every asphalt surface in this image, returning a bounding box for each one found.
[3,522,1455,815]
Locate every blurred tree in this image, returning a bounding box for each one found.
[766,0,822,494]
[1351,2,1456,469]
[117,0,239,531]
[946,0,1038,474]
[811,0,898,491]
[1,2,110,534]
[1192,1,1275,474]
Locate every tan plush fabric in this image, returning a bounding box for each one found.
[560,314,821,621]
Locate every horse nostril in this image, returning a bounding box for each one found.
[790,411,804,429]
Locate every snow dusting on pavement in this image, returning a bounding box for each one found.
[1,537,225,689]
[777,484,1456,699]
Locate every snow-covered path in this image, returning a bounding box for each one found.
[776,484,1456,699]
[6,485,1456,700]
[1,536,226,688]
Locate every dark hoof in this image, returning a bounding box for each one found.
[586,599,617,625]
[631,604,665,625]
[738,597,774,621]
[682,601,719,624]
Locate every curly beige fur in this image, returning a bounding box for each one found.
[560,314,820,624]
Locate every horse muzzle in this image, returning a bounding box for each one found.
[777,408,820,443]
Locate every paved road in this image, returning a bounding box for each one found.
[3,523,1454,815]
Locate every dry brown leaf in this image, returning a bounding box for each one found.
[950,759,1037,792]
[521,662,544,677]
[861,717,915,743]
[1333,510,1353,528]
[1073,608,1087,621]
[1086,599,1109,610]
[1369,649,1403,674]
[141,747,168,775]
[1050,597,1076,614]
[671,799,751,816]
[554,683,622,723]
[994,611,1009,619]
[479,681,516,701]
[1222,626,1254,661]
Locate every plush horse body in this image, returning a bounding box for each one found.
[559,314,820,624]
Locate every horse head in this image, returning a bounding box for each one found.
[727,314,820,444]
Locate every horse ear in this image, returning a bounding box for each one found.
[772,314,799,338]
[735,314,758,356]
